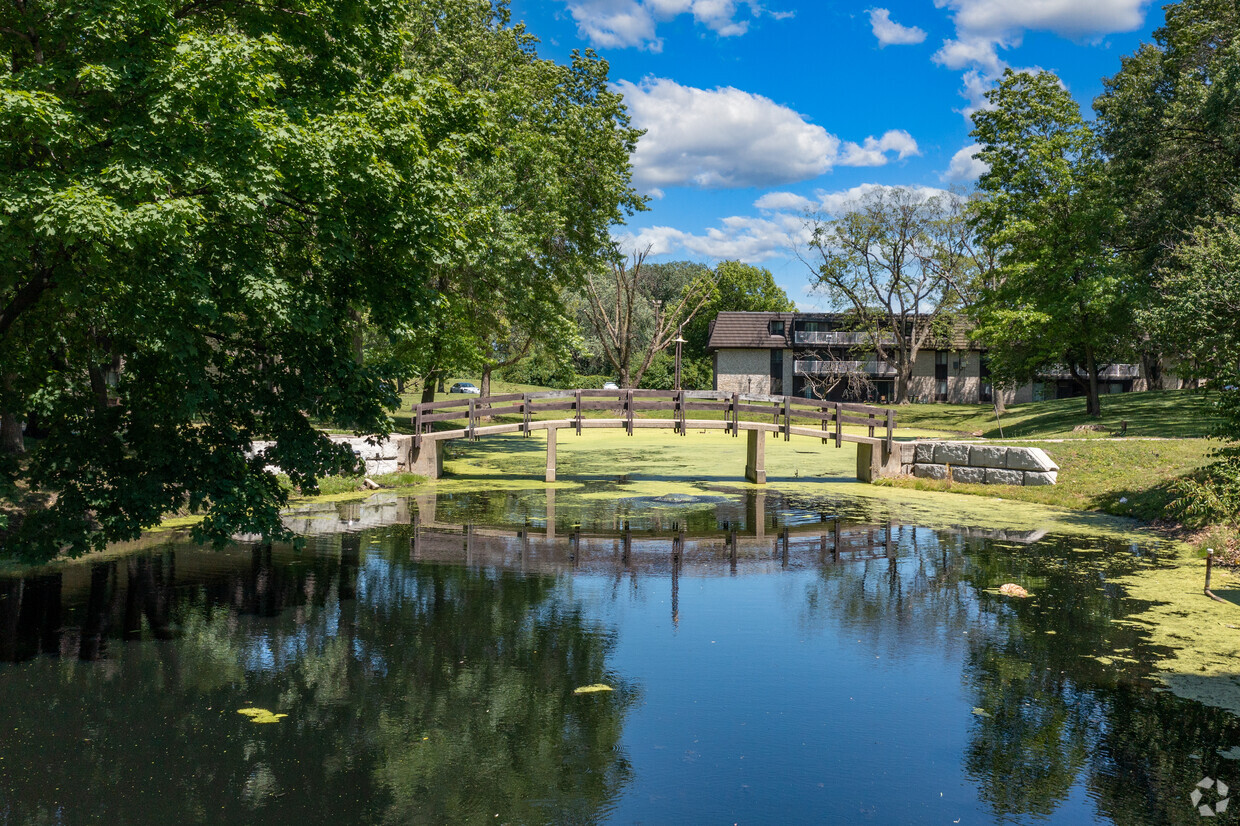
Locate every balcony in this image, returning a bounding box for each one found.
[795,359,897,378]
[794,330,894,347]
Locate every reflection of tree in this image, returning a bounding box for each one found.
[0,533,631,824]
[800,524,1240,824]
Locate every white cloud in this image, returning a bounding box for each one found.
[932,0,1150,118]
[868,8,927,47]
[936,0,1149,40]
[753,191,815,211]
[620,184,953,263]
[617,78,920,191]
[564,0,789,51]
[941,143,989,182]
[838,130,921,166]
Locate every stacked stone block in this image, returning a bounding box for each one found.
[901,441,1058,486]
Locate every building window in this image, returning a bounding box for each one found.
[769,320,785,337]
[935,351,949,402]
[770,349,784,395]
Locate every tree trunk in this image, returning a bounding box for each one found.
[0,412,23,455]
[1,374,24,454]
[1085,348,1101,418]
[480,366,493,422]
[420,379,436,405]
[895,353,911,404]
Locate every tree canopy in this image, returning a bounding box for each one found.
[0,0,639,559]
[970,70,1135,417]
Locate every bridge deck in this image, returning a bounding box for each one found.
[420,417,887,446]
[403,389,903,484]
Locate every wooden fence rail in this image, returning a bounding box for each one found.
[412,389,896,454]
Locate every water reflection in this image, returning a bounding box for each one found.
[0,488,1237,824]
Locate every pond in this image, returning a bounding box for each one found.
[2,472,1240,825]
[2,478,1240,818]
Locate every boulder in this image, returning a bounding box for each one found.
[951,466,986,484]
[968,445,1008,469]
[933,442,972,466]
[914,463,948,480]
[1023,470,1058,486]
[1006,447,1058,472]
[984,468,1025,486]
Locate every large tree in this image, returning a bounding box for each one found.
[580,249,715,388]
[0,0,637,559]
[398,0,643,402]
[1095,0,1240,392]
[802,186,968,404]
[971,70,1135,417]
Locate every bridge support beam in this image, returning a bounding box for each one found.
[745,428,766,484]
[545,426,558,483]
[397,436,442,479]
[855,441,902,483]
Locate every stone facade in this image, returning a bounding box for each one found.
[714,348,774,395]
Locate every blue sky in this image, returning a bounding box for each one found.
[508,0,1167,306]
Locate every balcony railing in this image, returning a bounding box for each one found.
[794,330,893,346]
[795,359,897,377]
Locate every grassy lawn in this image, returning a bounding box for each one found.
[878,437,1218,522]
[897,388,1218,439]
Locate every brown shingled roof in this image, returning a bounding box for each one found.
[706,312,796,350]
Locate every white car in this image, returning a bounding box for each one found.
[602,381,620,390]
[449,382,481,395]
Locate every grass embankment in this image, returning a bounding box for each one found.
[898,388,1217,438]
[876,389,1223,530]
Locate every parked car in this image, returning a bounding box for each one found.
[449,382,480,395]
[602,381,619,390]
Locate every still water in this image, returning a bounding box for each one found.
[1,485,1238,825]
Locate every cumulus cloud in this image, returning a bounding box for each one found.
[868,8,927,47]
[932,0,1150,118]
[621,184,954,264]
[564,0,789,51]
[936,0,1149,40]
[941,143,989,182]
[838,130,921,166]
[753,191,815,211]
[617,78,920,191]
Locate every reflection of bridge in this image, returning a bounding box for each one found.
[397,390,903,484]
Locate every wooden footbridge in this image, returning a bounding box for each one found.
[396,389,903,484]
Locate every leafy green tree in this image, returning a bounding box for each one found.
[0,0,638,559]
[683,260,794,359]
[580,249,716,388]
[397,0,643,402]
[803,187,969,403]
[1095,0,1240,391]
[971,70,1135,417]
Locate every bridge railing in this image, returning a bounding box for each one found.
[412,390,896,451]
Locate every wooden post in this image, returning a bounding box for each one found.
[574,390,582,436]
[834,402,842,448]
[522,393,531,437]
[467,398,476,440]
[413,404,423,448]
[626,390,634,436]
[745,428,766,484]
[545,426,558,483]
[886,409,895,453]
[783,396,791,441]
[732,393,740,437]
[868,413,875,440]
[678,390,686,436]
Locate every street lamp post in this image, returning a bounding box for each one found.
[673,325,687,391]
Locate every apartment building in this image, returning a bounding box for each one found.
[706,311,1147,404]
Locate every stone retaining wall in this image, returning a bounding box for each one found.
[898,441,1058,486]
